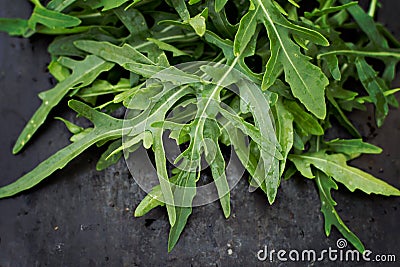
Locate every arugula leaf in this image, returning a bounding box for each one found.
[324,138,382,159]
[147,38,190,57]
[274,99,294,176]
[355,57,389,127]
[1,0,400,254]
[74,40,155,65]
[113,6,148,35]
[0,100,123,198]
[152,127,178,227]
[13,56,114,154]
[204,30,261,82]
[96,140,123,171]
[47,0,78,11]
[28,6,81,30]
[315,170,365,252]
[0,18,29,36]
[55,117,84,134]
[326,86,361,138]
[234,0,329,119]
[76,78,131,98]
[215,0,228,12]
[204,120,231,218]
[134,184,165,217]
[289,151,400,196]
[100,0,132,11]
[305,1,358,18]
[188,12,207,37]
[340,0,388,48]
[208,1,237,39]
[284,100,324,136]
[170,0,191,21]
[167,171,196,252]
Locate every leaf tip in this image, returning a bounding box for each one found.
[267,197,275,205]
[133,208,142,217]
[321,39,330,47]
[222,203,231,218]
[12,144,22,154]
[167,236,178,252]
[67,99,80,109]
[314,108,327,120]
[95,164,104,172]
[389,187,400,196]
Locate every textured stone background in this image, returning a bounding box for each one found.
[0,1,399,266]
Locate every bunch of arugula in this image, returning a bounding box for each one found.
[1,0,400,252]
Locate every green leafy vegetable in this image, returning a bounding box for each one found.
[1,0,400,253]
[0,100,123,198]
[289,151,400,196]
[234,0,329,119]
[315,170,365,252]
[12,56,114,153]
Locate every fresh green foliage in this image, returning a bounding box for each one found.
[12,55,114,154]
[315,170,365,252]
[289,151,400,195]
[0,100,123,198]
[1,0,400,252]
[234,0,330,119]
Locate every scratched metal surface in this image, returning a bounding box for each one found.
[0,1,399,266]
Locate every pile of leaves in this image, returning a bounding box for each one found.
[1,0,400,252]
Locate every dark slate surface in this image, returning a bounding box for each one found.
[0,1,399,266]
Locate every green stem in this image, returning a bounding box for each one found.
[368,0,378,18]
[74,12,103,19]
[320,0,335,25]
[37,26,92,35]
[317,50,400,59]
[30,0,44,8]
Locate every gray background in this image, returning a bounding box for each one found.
[0,1,399,266]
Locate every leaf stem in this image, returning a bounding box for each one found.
[319,0,335,26]
[74,12,103,19]
[317,50,400,59]
[30,0,44,8]
[368,0,378,18]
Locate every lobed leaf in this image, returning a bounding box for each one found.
[13,56,114,154]
[289,151,400,196]
[0,101,123,199]
[234,0,329,119]
[355,57,389,127]
[315,171,365,252]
